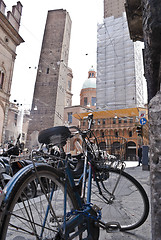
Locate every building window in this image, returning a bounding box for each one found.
[101,131,104,137]
[118,118,122,124]
[5,36,9,43]
[68,112,72,123]
[68,81,71,91]
[115,131,118,137]
[46,68,50,74]
[83,119,86,126]
[102,119,106,125]
[0,72,4,89]
[22,133,25,141]
[113,118,116,124]
[98,119,100,125]
[14,113,17,126]
[124,117,127,123]
[84,97,87,106]
[129,117,133,123]
[91,97,96,106]
[129,131,132,137]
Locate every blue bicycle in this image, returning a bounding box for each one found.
[0,114,149,239]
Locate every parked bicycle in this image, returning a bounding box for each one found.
[0,114,149,239]
[0,134,34,188]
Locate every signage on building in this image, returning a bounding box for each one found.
[139,111,146,118]
[140,118,147,125]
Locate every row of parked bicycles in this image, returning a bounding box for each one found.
[0,113,149,239]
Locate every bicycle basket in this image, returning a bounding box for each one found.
[88,134,127,164]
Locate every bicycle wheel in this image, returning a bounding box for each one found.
[91,168,149,231]
[0,164,81,240]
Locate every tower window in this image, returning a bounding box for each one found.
[46,68,50,74]
[91,97,96,106]
[14,113,18,126]
[68,112,72,123]
[84,97,87,106]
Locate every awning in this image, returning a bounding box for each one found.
[73,107,147,120]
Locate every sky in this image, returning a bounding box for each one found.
[4,0,104,109]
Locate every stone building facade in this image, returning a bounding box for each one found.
[27,9,72,148]
[0,0,23,144]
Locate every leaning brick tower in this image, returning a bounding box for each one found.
[27,9,72,148]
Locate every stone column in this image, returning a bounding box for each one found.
[142,0,161,103]
[142,1,161,239]
[149,92,161,239]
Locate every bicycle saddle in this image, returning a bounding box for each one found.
[38,126,71,146]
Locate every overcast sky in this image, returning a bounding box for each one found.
[4,0,104,109]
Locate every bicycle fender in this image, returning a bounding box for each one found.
[3,163,45,202]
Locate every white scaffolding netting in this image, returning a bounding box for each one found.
[96,12,144,110]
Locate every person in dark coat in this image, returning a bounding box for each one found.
[138,145,142,166]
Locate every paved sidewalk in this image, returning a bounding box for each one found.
[100,162,151,240]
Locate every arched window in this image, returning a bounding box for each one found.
[129,130,132,137]
[99,142,106,150]
[115,131,118,137]
[0,71,4,89]
[84,97,87,106]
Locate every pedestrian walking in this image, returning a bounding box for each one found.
[138,145,142,166]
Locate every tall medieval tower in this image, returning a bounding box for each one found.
[96,0,144,110]
[27,9,72,148]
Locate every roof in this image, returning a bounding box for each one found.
[82,77,96,89]
[73,107,148,120]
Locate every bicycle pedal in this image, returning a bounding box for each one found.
[105,222,121,233]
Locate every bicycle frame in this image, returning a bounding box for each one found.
[61,149,96,239]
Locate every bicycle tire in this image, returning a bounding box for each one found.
[0,164,81,240]
[91,167,149,231]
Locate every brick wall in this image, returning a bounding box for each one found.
[26,9,72,149]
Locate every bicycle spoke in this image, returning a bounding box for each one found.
[1,166,80,240]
